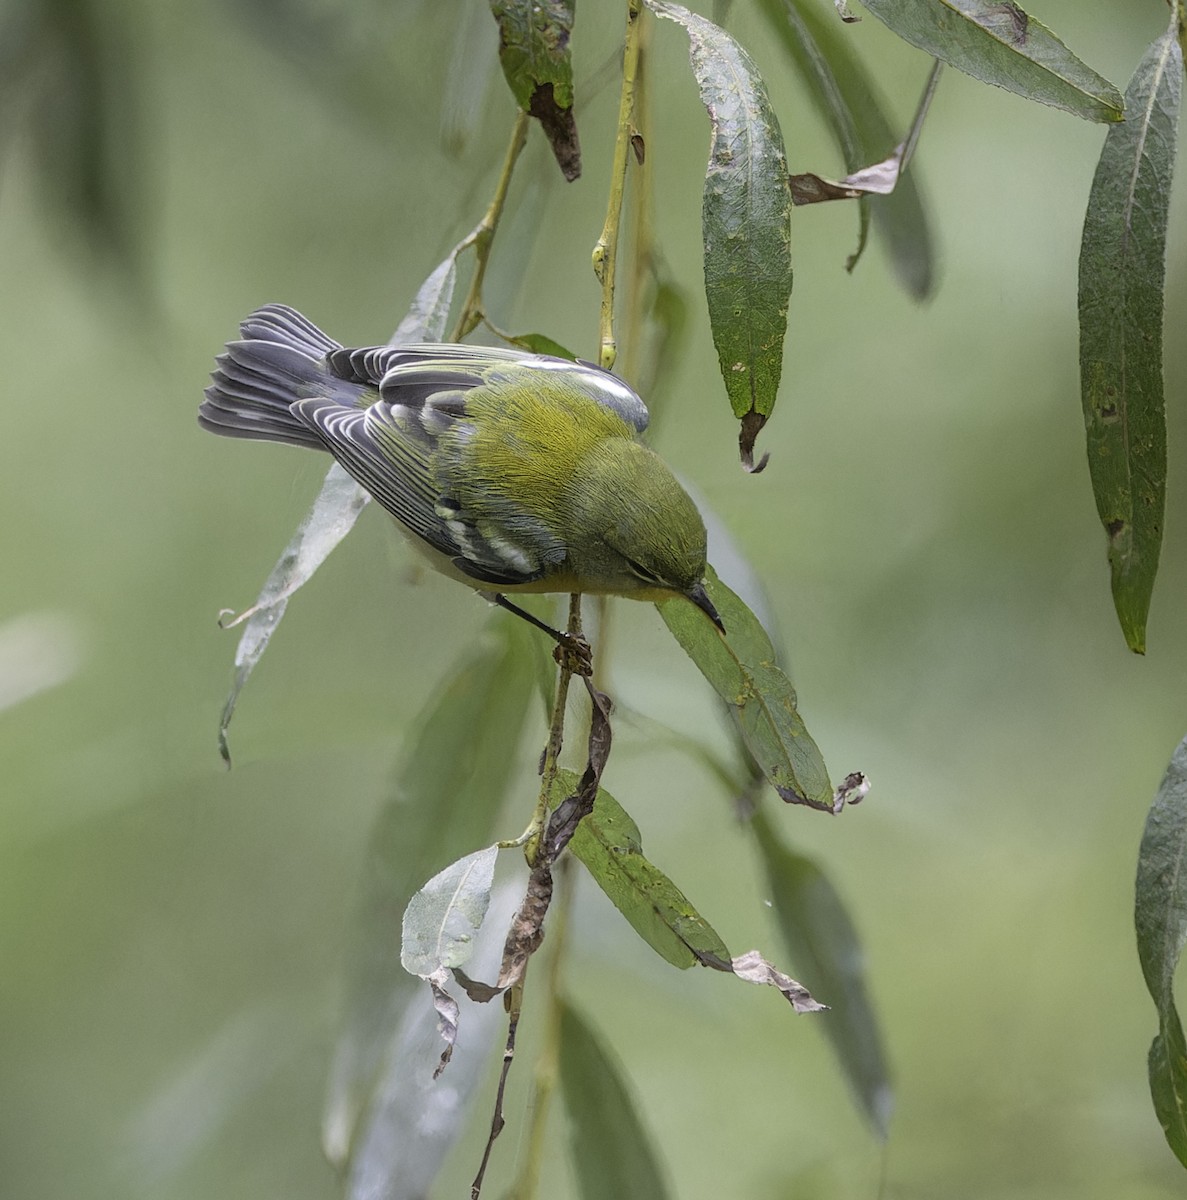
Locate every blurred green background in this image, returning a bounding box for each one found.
[3,0,1186,1196]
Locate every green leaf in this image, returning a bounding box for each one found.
[560,771,825,1012]
[215,253,462,762]
[657,566,835,812]
[17,0,146,288]
[562,770,731,969]
[647,0,793,471]
[322,620,544,1177]
[856,0,1123,123]
[753,809,892,1136]
[1078,25,1181,655]
[558,999,674,1200]
[756,0,934,296]
[489,0,580,180]
[1135,734,1187,1167]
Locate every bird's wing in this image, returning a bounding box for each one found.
[328,344,651,433]
[291,395,561,588]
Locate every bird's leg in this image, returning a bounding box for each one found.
[491,594,593,677]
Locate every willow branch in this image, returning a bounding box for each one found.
[591,0,644,370]
[504,858,574,1200]
[620,12,653,394]
[521,594,584,865]
[452,108,532,342]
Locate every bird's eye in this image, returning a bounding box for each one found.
[624,556,663,586]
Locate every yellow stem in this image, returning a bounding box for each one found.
[620,12,652,393]
[452,108,531,342]
[592,0,644,370]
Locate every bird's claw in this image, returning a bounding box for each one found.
[554,633,593,677]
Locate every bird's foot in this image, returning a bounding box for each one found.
[554,633,593,677]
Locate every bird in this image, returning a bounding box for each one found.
[199,304,724,641]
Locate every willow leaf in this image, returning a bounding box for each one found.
[857,0,1122,123]
[562,771,731,969]
[322,620,543,1177]
[657,567,835,811]
[1078,25,1181,653]
[559,1000,674,1200]
[757,0,934,295]
[489,0,580,179]
[647,0,792,470]
[1136,734,1187,1166]
[754,809,892,1135]
[401,846,498,978]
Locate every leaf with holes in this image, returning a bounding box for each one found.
[647,0,792,471]
[1078,24,1181,653]
[489,0,580,179]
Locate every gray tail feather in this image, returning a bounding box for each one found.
[199,304,345,449]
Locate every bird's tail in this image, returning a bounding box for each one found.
[199,304,346,449]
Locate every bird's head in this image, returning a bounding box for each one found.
[565,440,724,632]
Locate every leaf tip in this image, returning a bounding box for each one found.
[1121,621,1148,655]
[527,85,582,181]
[739,410,770,472]
[217,703,234,768]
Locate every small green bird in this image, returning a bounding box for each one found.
[199,305,724,636]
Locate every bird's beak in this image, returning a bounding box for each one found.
[687,581,726,634]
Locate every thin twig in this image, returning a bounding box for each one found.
[505,858,574,1200]
[452,108,532,342]
[470,982,525,1200]
[520,594,584,865]
[592,0,644,370]
[471,596,585,1198]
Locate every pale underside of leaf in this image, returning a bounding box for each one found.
[321,620,541,1175]
[1078,26,1181,653]
[339,882,523,1200]
[213,248,461,762]
[401,845,500,978]
[789,59,940,210]
[400,843,500,1075]
[215,464,369,764]
[857,0,1123,123]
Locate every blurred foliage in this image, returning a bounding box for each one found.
[0,0,146,285]
[2,1,1186,1198]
